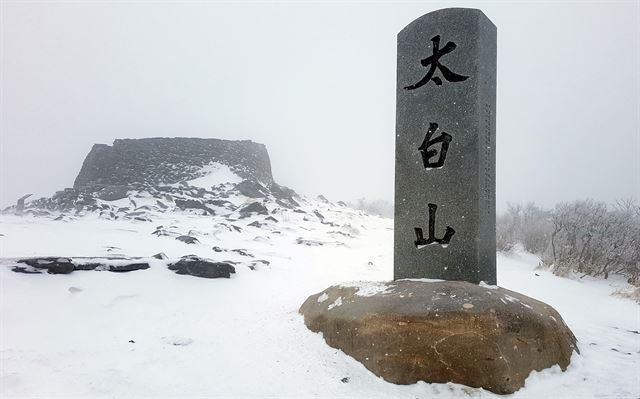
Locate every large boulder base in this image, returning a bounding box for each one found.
[299,280,578,395]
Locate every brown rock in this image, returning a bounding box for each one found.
[299,280,578,394]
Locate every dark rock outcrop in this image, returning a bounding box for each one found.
[167,255,235,278]
[14,257,150,274]
[269,183,300,208]
[74,138,274,191]
[108,263,150,272]
[299,280,579,395]
[234,180,269,198]
[5,137,302,215]
[95,185,130,201]
[23,188,96,213]
[17,257,75,274]
[176,235,200,245]
[239,202,269,218]
[174,199,215,215]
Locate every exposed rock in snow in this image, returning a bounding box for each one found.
[174,199,216,215]
[13,257,150,274]
[238,202,269,218]
[16,257,75,274]
[296,238,346,247]
[167,255,236,279]
[234,180,269,198]
[176,235,200,245]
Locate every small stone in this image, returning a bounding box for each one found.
[231,249,253,257]
[152,252,168,260]
[176,235,200,245]
[168,255,235,279]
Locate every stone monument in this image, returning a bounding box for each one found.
[394,8,496,284]
[300,8,578,394]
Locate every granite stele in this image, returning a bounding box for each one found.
[394,8,497,284]
[300,9,578,394]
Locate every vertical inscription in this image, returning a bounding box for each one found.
[414,120,457,248]
[407,35,465,252]
[482,103,493,214]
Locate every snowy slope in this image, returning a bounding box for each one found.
[1,170,639,398]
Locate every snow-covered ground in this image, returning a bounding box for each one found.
[1,205,639,398]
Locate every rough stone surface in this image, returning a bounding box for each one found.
[167,255,236,279]
[175,235,200,245]
[14,257,151,274]
[108,263,150,272]
[234,180,268,198]
[74,137,274,190]
[394,8,497,284]
[238,202,269,217]
[17,257,75,274]
[95,185,130,201]
[300,280,578,394]
[174,199,215,215]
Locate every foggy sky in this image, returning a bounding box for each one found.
[1,1,638,212]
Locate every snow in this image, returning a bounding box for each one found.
[341,281,393,297]
[479,281,499,290]
[327,296,343,310]
[1,206,639,398]
[186,162,242,189]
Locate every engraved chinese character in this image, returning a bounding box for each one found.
[404,35,469,90]
[418,122,452,169]
[414,203,455,248]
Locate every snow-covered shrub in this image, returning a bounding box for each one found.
[496,202,550,254]
[497,199,640,286]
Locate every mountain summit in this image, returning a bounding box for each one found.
[74,138,274,191]
[6,137,299,215]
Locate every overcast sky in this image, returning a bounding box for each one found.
[1,1,638,212]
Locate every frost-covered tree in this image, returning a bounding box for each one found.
[497,199,640,286]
